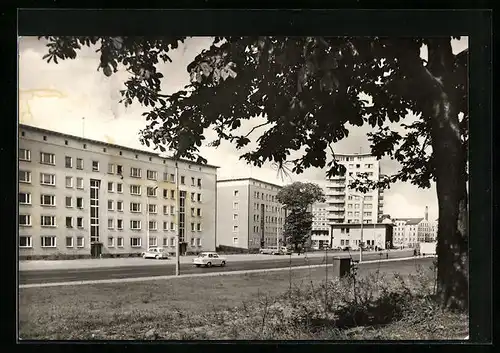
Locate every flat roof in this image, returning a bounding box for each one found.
[19,124,219,169]
[217,177,284,189]
[329,223,393,227]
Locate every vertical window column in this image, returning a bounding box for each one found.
[179,191,186,243]
[90,179,100,243]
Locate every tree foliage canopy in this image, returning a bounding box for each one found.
[276,181,326,211]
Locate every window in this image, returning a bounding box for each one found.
[191,207,195,217]
[130,167,142,178]
[170,222,175,231]
[191,192,195,202]
[66,236,74,247]
[233,202,239,210]
[65,196,73,208]
[77,177,84,189]
[76,158,84,170]
[19,149,31,161]
[147,187,158,197]
[40,194,56,206]
[19,236,32,248]
[65,156,72,168]
[191,237,195,246]
[108,237,114,247]
[233,237,239,245]
[149,237,157,247]
[197,223,201,231]
[170,206,175,215]
[163,237,168,246]
[76,237,84,247]
[108,163,115,174]
[197,178,202,187]
[117,237,124,247]
[19,214,31,226]
[41,236,56,248]
[170,174,175,183]
[108,218,114,229]
[108,200,114,211]
[19,192,31,205]
[75,197,83,209]
[130,220,141,230]
[41,215,56,227]
[197,193,202,202]
[170,237,175,246]
[117,219,123,230]
[147,170,158,180]
[233,225,239,232]
[197,238,201,246]
[130,237,142,247]
[170,190,175,199]
[148,204,157,214]
[77,217,83,228]
[233,213,239,220]
[163,221,168,231]
[66,217,73,228]
[191,177,195,186]
[197,208,201,217]
[40,152,56,165]
[162,189,168,198]
[234,190,239,197]
[64,176,73,188]
[180,176,185,184]
[115,183,123,193]
[117,165,123,175]
[163,206,168,215]
[19,170,31,183]
[40,173,55,186]
[130,202,141,213]
[130,185,141,195]
[108,182,114,192]
[148,221,157,231]
[91,161,99,172]
[117,200,123,212]
[191,222,195,231]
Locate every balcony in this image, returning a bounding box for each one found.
[328,200,345,205]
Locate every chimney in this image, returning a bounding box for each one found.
[425,206,428,221]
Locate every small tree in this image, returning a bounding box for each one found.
[277,182,325,252]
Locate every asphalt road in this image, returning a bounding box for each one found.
[19,250,427,285]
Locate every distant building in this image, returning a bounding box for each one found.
[430,218,438,242]
[330,223,394,250]
[311,202,330,249]
[216,178,284,250]
[392,207,434,248]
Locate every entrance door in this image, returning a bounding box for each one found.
[91,243,102,258]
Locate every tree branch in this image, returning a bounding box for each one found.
[244,121,272,138]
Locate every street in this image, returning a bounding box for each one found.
[19,250,426,284]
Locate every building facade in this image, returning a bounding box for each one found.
[311,202,330,249]
[324,153,384,225]
[330,223,393,250]
[216,178,284,250]
[18,124,218,259]
[392,207,434,248]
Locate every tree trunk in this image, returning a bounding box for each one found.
[426,40,469,311]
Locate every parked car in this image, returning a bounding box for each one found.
[281,246,292,255]
[259,246,279,255]
[141,247,169,259]
[192,252,227,267]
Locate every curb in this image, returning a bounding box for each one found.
[19,255,435,289]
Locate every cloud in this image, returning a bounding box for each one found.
[18,36,466,219]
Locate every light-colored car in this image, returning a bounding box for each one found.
[192,252,227,267]
[260,246,291,255]
[141,247,169,259]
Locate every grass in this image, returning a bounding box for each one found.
[19,257,468,340]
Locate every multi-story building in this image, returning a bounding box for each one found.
[392,207,434,248]
[330,223,393,250]
[430,219,438,242]
[311,202,330,249]
[18,124,218,259]
[324,153,384,225]
[216,178,284,250]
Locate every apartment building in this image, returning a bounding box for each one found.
[392,207,435,248]
[311,202,330,249]
[330,223,393,250]
[324,153,384,225]
[18,124,217,259]
[216,178,284,250]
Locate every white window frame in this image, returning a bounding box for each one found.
[76,177,84,189]
[148,221,157,231]
[65,156,73,168]
[40,152,56,165]
[191,222,195,232]
[197,208,202,217]
[76,237,85,248]
[170,206,175,215]
[66,236,74,248]
[40,173,56,186]
[108,236,115,247]
[19,170,32,183]
[170,190,175,199]
[19,236,32,248]
[197,223,201,232]
[233,225,239,232]
[191,237,195,246]
[41,215,56,227]
[233,237,239,245]
[163,221,168,231]
[108,163,115,174]
[130,167,142,178]
[197,238,201,246]
[108,200,114,211]
[130,237,142,247]
[92,161,100,172]
[147,170,158,180]
[41,236,57,248]
[170,222,175,231]
[117,183,123,193]
[117,219,123,230]
[130,202,141,213]
[117,237,124,247]
[76,158,84,170]
[77,217,83,228]
[148,236,158,247]
[163,237,168,247]
[147,187,158,197]
[19,214,31,227]
[130,185,141,196]
[66,216,73,228]
[169,237,175,246]
[108,182,114,192]
[19,192,31,205]
[65,176,73,188]
[148,204,157,214]
[65,196,73,208]
[130,220,142,230]
[117,200,123,212]
[108,218,114,229]
[19,149,31,162]
[197,193,202,202]
[233,213,238,220]
[234,190,239,197]
[76,197,83,209]
[233,202,239,210]
[40,194,56,207]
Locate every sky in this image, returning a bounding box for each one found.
[18,36,468,221]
